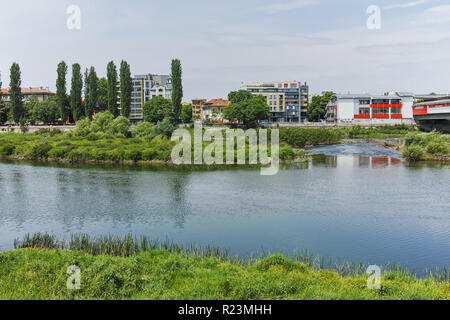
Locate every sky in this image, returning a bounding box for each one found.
[1,0,450,100]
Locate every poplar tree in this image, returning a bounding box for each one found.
[70,63,84,121]
[85,67,98,119]
[119,60,132,118]
[171,59,183,123]
[107,61,119,117]
[56,61,68,122]
[9,63,24,124]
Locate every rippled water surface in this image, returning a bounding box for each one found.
[0,142,449,273]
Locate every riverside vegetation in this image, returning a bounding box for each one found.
[0,233,447,300]
[0,112,421,165]
[401,131,450,161]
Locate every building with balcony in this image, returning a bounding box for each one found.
[325,92,416,124]
[192,99,207,119]
[201,99,231,122]
[0,87,55,102]
[241,81,309,123]
[125,74,172,121]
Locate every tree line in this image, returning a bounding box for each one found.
[0,59,184,126]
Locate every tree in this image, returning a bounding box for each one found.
[143,96,173,124]
[56,61,69,122]
[70,63,84,122]
[228,90,253,104]
[107,61,119,117]
[119,60,132,118]
[223,94,270,128]
[307,91,334,122]
[97,77,108,110]
[0,100,8,125]
[32,98,60,124]
[85,67,98,119]
[181,104,192,123]
[9,63,24,124]
[171,59,183,122]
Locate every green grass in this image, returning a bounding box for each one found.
[1,233,447,300]
[402,132,450,161]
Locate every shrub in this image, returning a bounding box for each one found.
[74,118,91,137]
[279,145,295,160]
[91,111,114,133]
[29,143,53,159]
[402,145,425,161]
[0,144,16,155]
[48,146,72,158]
[142,148,158,161]
[132,122,155,138]
[153,118,175,138]
[426,142,446,155]
[108,116,131,136]
[124,149,142,161]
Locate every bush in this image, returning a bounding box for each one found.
[402,145,426,161]
[279,145,295,160]
[108,116,131,136]
[74,118,91,137]
[124,149,142,161]
[48,146,72,158]
[132,122,155,138]
[142,148,158,161]
[153,118,175,138]
[0,144,16,155]
[29,143,53,159]
[426,142,446,155]
[91,111,114,133]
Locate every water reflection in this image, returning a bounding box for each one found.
[311,155,403,169]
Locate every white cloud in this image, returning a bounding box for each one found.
[413,4,450,24]
[257,0,319,14]
[384,0,427,10]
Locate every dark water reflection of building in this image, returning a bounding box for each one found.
[312,154,403,169]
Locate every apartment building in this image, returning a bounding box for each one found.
[325,92,416,124]
[192,99,207,119]
[0,87,55,102]
[127,74,172,121]
[241,81,309,123]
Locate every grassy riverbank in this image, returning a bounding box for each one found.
[0,115,414,165]
[0,234,447,300]
[401,132,450,161]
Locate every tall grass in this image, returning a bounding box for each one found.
[13,233,449,282]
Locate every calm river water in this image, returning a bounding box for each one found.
[0,142,449,274]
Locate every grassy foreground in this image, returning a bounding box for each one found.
[0,234,448,300]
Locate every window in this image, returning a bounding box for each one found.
[391,108,402,114]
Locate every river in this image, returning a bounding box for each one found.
[0,142,448,274]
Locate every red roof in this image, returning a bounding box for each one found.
[204,99,231,108]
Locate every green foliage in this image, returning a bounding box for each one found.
[120,60,132,118]
[307,91,334,122]
[153,118,175,138]
[228,90,253,103]
[0,100,8,125]
[74,118,92,137]
[182,104,193,123]
[143,97,173,124]
[56,61,69,121]
[32,98,60,124]
[223,95,270,128]
[171,59,183,123]
[402,145,426,161]
[9,62,24,124]
[403,132,449,161]
[97,77,108,110]
[70,63,84,122]
[132,122,155,138]
[2,234,447,300]
[91,111,115,133]
[85,67,98,120]
[107,61,119,117]
[280,128,345,147]
[108,116,131,136]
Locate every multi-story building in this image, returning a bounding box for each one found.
[325,92,417,124]
[201,99,231,122]
[0,87,55,102]
[192,99,207,119]
[241,81,309,123]
[127,74,172,121]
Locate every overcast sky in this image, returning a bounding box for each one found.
[1,0,450,100]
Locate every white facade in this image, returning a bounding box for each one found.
[326,92,416,125]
